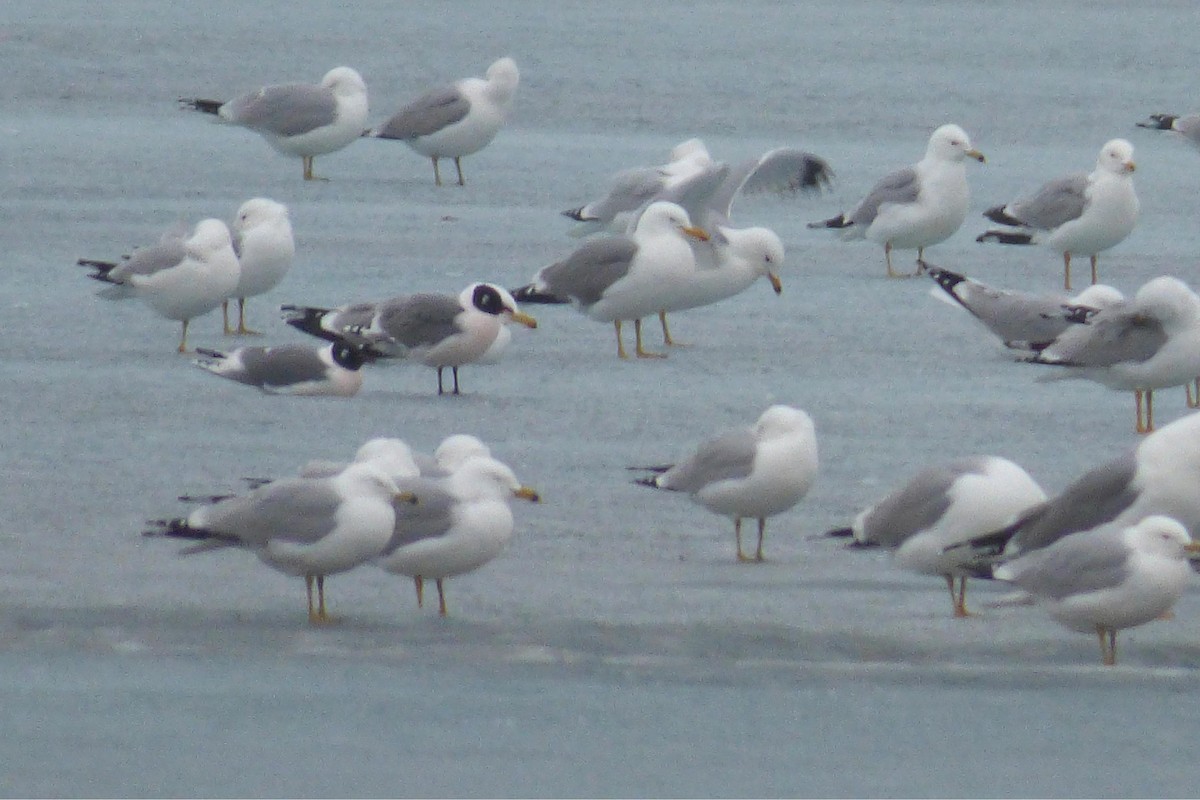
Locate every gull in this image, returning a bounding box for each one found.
[226,198,295,336]
[808,123,985,278]
[1024,276,1200,433]
[282,282,537,395]
[180,66,369,181]
[562,138,832,236]
[80,218,240,352]
[512,201,709,359]
[1137,113,1200,152]
[378,455,540,616]
[366,57,519,186]
[144,462,415,624]
[826,456,1046,617]
[561,138,717,234]
[947,410,1200,565]
[924,262,1125,352]
[986,515,1200,666]
[192,340,375,397]
[977,139,1139,290]
[633,405,818,562]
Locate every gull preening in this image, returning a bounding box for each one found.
[827,455,1046,617]
[808,123,985,278]
[226,198,295,336]
[283,282,537,395]
[985,515,1200,666]
[1024,276,1200,433]
[80,218,240,353]
[378,455,540,616]
[977,139,1139,290]
[514,201,709,359]
[925,262,1125,352]
[145,462,414,624]
[180,66,369,181]
[366,57,519,186]
[193,341,374,397]
[633,405,818,562]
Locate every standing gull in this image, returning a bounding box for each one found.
[633,405,819,562]
[283,282,537,395]
[513,202,709,359]
[925,262,1125,352]
[1024,276,1200,433]
[827,456,1046,617]
[226,198,295,336]
[81,219,240,353]
[378,456,540,616]
[977,139,1139,290]
[180,66,369,181]
[144,462,414,624]
[808,123,985,278]
[367,57,519,186]
[985,516,1200,666]
[192,340,375,397]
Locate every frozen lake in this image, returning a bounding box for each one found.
[4,0,1200,796]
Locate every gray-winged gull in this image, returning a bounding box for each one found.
[633,405,818,562]
[977,139,1139,291]
[808,123,985,278]
[180,67,369,181]
[827,455,1046,616]
[366,57,518,186]
[145,462,415,623]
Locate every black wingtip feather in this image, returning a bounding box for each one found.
[179,97,223,115]
[807,214,851,230]
[511,284,570,304]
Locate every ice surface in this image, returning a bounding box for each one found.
[3,0,1200,796]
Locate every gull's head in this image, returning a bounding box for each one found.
[735,227,785,294]
[929,123,985,163]
[233,197,290,235]
[754,405,817,442]
[451,455,540,503]
[354,437,420,479]
[1097,138,1136,175]
[638,201,709,242]
[337,461,403,500]
[435,434,492,471]
[1126,515,1196,559]
[1132,275,1200,328]
[486,57,520,102]
[187,218,234,258]
[322,66,368,98]
[466,283,538,328]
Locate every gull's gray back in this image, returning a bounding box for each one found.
[1001,527,1132,600]
[239,345,327,387]
[1043,307,1167,367]
[540,237,639,306]
[661,428,757,493]
[1009,453,1140,553]
[382,477,457,553]
[849,167,920,227]
[859,457,990,547]
[1009,174,1089,230]
[376,86,469,140]
[375,293,464,347]
[195,479,344,547]
[224,84,337,137]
